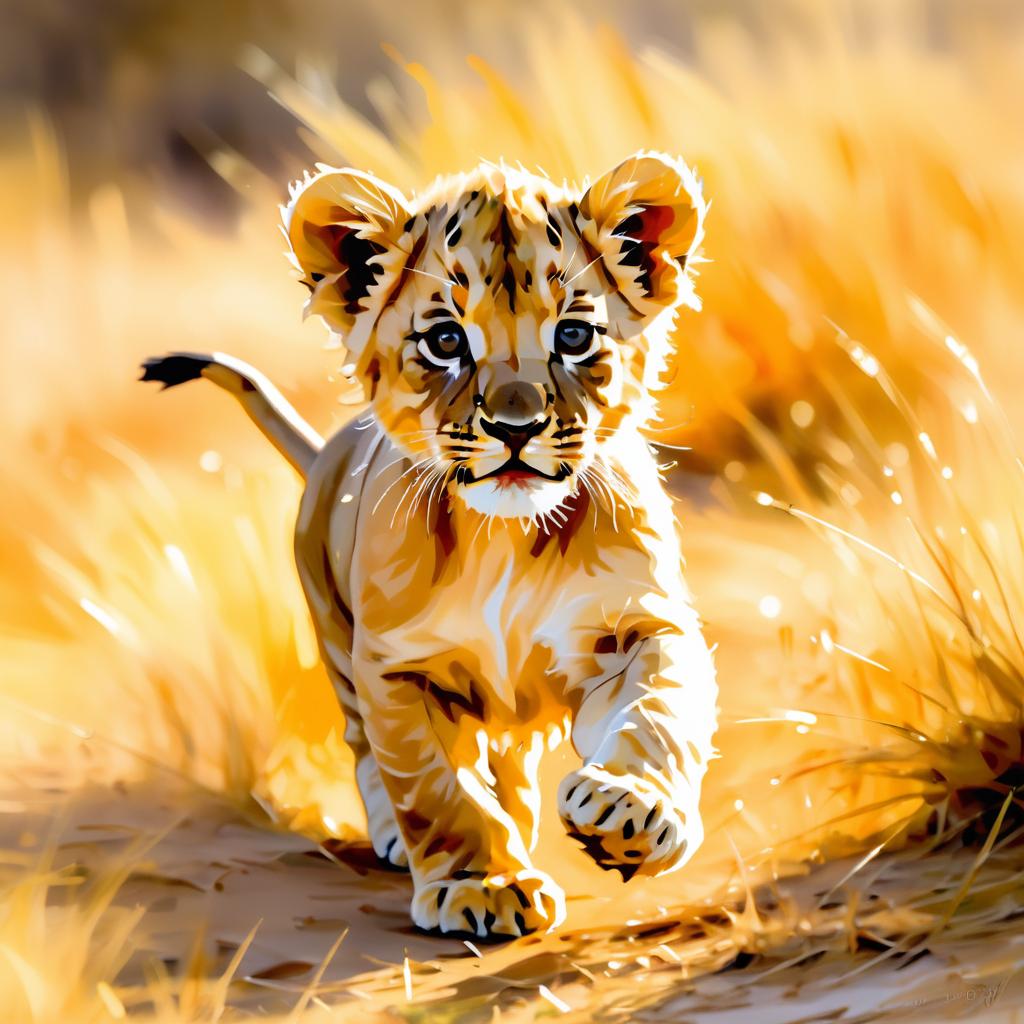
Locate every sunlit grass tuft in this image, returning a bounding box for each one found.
[0,836,147,1022]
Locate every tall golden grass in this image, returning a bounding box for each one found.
[2,3,1024,1019]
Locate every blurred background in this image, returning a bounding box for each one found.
[3,1,1024,1020]
[6,1,1023,222]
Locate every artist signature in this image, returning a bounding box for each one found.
[900,976,1011,1013]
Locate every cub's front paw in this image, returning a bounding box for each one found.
[411,870,566,940]
[558,765,702,880]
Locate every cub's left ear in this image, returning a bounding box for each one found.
[281,165,413,360]
[576,151,706,313]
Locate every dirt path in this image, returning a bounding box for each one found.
[3,783,1022,1022]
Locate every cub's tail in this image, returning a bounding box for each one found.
[140,352,323,477]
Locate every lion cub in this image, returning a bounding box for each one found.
[143,152,718,939]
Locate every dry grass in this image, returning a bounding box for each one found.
[2,2,1024,1020]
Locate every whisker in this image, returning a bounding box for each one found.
[390,481,417,530]
[398,464,445,530]
[372,454,437,515]
[403,462,445,528]
[582,477,600,532]
[408,267,454,288]
[389,473,424,530]
[375,450,430,478]
[391,459,437,529]
[561,253,603,289]
[594,456,639,503]
[588,463,624,530]
[420,462,452,522]
[595,471,619,515]
[581,465,614,523]
[557,232,583,286]
[470,509,491,547]
[425,464,454,519]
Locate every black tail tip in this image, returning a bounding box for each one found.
[139,354,212,390]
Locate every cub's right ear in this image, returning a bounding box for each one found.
[282,167,412,360]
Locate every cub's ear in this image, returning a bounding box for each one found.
[282,166,412,357]
[576,151,706,313]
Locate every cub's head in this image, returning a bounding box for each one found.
[283,152,705,521]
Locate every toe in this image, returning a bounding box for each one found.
[371,830,410,870]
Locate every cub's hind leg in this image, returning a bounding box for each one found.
[293,425,407,868]
[326,667,409,869]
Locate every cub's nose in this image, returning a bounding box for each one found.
[480,415,548,455]
[477,381,549,456]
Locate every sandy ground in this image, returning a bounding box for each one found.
[5,780,1022,1022]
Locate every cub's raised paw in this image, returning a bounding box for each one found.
[411,870,565,940]
[558,765,701,880]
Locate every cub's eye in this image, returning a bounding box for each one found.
[553,319,597,360]
[419,322,469,367]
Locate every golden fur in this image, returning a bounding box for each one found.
[143,152,718,939]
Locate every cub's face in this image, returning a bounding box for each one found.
[284,154,705,520]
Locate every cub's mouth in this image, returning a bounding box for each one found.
[467,458,573,486]
[493,467,541,486]
[451,450,579,520]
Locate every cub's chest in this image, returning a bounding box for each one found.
[350,527,639,711]
[359,532,597,647]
